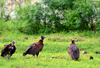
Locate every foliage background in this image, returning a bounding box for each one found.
[0,0,100,34]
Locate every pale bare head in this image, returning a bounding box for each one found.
[12,40,17,44]
[41,36,46,40]
[72,39,78,43]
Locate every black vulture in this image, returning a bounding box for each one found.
[1,40,16,59]
[23,36,46,57]
[68,40,79,60]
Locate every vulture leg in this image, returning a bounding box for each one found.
[33,54,35,57]
[36,52,39,57]
[8,54,11,59]
[4,55,7,58]
[8,54,12,59]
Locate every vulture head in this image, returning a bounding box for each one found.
[12,40,17,44]
[72,40,78,44]
[41,36,46,40]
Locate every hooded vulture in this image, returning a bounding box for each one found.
[1,40,16,59]
[68,40,79,60]
[23,36,46,57]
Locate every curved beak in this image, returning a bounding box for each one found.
[75,40,78,42]
[44,36,46,38]
[14,41,17,43]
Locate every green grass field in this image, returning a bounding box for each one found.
[0,31,100,68]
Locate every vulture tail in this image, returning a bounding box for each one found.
[75,57,79,60]
[23,47,31,56]
[23,52,27,56]
[1,53,5,57]
[1,54,4,57]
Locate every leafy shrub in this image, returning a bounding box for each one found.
[0,21,17,33]
[42,0,75,10]
[63,0,99,30]
[13,3,43,34]
[6,0,100,34]
[13,2,65,34]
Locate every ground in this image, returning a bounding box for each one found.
[0,31,100,68]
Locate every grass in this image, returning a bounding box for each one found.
[0,31,100,68]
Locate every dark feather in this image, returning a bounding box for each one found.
[23,36,46,57]
[1,40,16,59]
[68,40,79,60]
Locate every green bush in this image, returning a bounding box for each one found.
[63,0,99,30]
[13,2,65,34]
[0,21,17,32]
[42,0,75,10]
[13,3,43,34]
[6,0,99,34]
